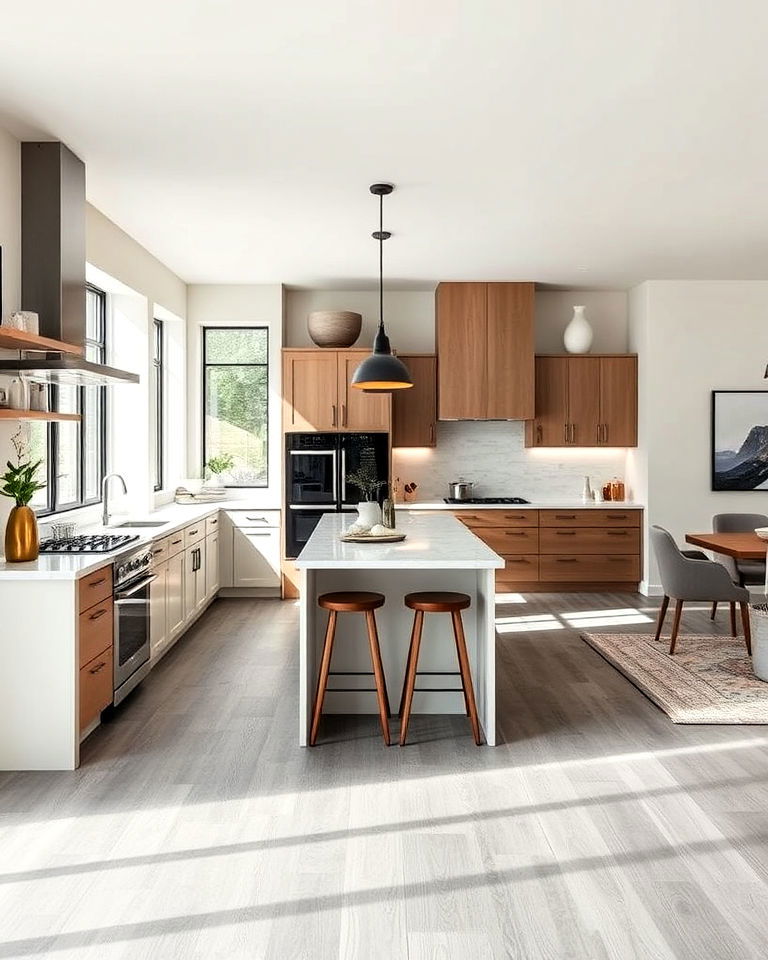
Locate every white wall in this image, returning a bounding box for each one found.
[630,281,768,592]
[285,288,435,351]
[186,284,284,506]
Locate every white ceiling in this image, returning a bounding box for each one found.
[2,0,768,289]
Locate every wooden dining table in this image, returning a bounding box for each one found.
[684,531,768,560]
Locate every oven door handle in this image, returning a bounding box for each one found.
[115,574,157,600]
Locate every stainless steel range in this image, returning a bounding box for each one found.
[113,543,155,706]
[39,533,139,553]
[443,497,531,505]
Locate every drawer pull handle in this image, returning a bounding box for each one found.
[89,661,107,674]
[89,609,109,621]
[556,558,577,563]
[607,531,628,536]
[506,558,528,563]
[505,531,525,536]
[171,538,183,545]
[504,515,527,520]
[606,515,627,520]
[608,557,629,562]
[556,531,576,536]
[246,516,269,522]
[209,518,218,524]
[555,515,576,520]
[88,577,106,587]
[189,529,199,535]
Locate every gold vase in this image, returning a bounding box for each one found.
[4,505,39,562]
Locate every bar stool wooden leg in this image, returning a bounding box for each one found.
[399,610,424,746]
[451,610,482,745]
[398,612,419,716]
[741,601,752,656]
[365,611,391,746]
[730,602,737,638]
[710,601,718,620]
[310,610,337,746]
[653,595,670,642]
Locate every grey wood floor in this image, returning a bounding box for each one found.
[1,592,768,959]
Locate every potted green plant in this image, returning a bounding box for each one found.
[204,453,235,488]
[347,465,385,528]
[1,428,45,561]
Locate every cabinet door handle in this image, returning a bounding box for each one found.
[603,423,609,444]
[341,403,347,428]
[563,423,569,444]
[536,424,543,445]
[89,661,107,674]
[331,404,337,427]
[429,423,435,444]
[89,608,109,621]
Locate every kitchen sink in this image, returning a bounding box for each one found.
[114,521,168,528]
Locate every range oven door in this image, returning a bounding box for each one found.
[113,573,155,703]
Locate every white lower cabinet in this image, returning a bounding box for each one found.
[150,561,168,657]
[166,550,185,639]
[233,526,281,588]
[183,540,207,622]
[205,532,219,601]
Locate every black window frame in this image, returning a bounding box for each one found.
[153,318,164,492]
[202,325,269,488]
[35,284,108,517]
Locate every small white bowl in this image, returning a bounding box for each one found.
[755,527,768,541]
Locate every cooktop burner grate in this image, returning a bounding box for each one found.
[39,534,140,554]
[443,497,531,505]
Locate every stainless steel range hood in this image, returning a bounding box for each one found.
[0,141,139,386]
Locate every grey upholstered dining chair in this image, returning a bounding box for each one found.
[650,525,752,655]
[709,513,768,623]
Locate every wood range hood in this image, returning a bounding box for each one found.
[0,141,139,386]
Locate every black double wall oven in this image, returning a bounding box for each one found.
[285,432,390,558]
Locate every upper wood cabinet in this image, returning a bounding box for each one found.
[392,355,437,447]
[337,351,391,432]
[436,282,535,421]
[282,349,391,433]
[525,355,637,447]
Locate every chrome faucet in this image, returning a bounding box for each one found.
[102,473,128,527]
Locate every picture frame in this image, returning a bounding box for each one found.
[711,390,768,491]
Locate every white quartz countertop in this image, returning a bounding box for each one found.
[0,500,281,580]
[294,512,504,570]
[397,501,644,510]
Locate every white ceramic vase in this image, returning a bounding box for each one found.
[564,305,593,354]
[356,501,381,528]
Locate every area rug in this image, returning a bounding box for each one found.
[581,633,768,723]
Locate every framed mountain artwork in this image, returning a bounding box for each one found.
[711,390,768,491]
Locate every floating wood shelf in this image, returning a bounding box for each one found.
[0,409,81,422]
[0,327,84,356]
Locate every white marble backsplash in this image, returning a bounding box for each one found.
[392,421,630,502]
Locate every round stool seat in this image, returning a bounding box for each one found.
[404,591,471,613]
[318,591,385,613]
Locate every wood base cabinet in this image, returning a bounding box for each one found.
[525,355,637,448]
[455,508,643,592]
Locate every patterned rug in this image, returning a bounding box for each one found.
[581,633,768,723]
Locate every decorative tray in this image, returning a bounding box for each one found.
[340,532,407,544]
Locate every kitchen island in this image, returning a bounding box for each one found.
[294,512,504,746]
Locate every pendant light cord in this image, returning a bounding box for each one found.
[378,192,384,331]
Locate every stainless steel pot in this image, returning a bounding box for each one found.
[448,480,475,501]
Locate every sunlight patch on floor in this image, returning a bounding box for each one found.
[495,592,527,605]
[495,614,563,633]
[561,607,653,629]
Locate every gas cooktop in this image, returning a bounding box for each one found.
[443,497,531,505]
[39,534,140,554]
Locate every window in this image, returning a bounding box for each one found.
[153,318,164,491]
[203,327,268,487]
[31,285,107,515]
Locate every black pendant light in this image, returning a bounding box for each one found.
[351,183,413,392]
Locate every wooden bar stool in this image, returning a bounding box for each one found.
[310,591,391,746]
[399,591,482,746]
